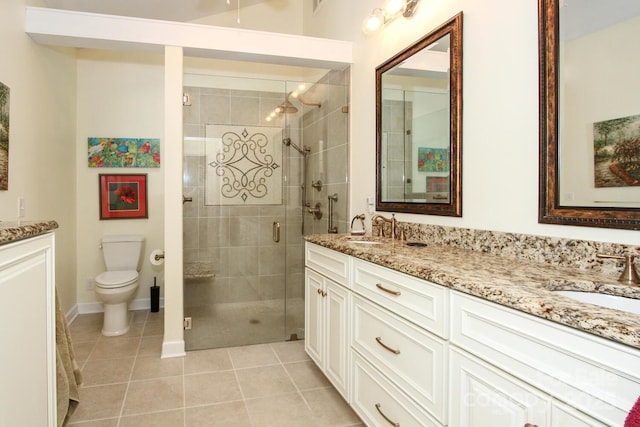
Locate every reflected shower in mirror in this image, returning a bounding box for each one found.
[376,12,462,216]
[539,0,640,229]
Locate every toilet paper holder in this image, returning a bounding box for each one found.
[154,252,165,261]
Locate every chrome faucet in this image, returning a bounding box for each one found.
[371,214,402,239]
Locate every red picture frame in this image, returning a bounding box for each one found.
[99,174,148,220]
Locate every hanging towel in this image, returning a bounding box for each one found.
[625,396,640,427]
[55,290,82,426]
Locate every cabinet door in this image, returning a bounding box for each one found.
[305,268,325,366]
[551,401,609,427]
[325,279,350,400]
[449,347,550,427]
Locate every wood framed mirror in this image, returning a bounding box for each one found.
[376,12,462,216]
[539,0,640,229]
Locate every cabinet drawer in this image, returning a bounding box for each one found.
[352,295,447,423]
[451,290,640,426]
[305,242,350,285]
[351,352,442,427]
[352,258,448,338]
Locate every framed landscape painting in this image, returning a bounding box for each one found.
[99,174,148,219]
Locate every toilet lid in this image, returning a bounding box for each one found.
[95,271,138,288]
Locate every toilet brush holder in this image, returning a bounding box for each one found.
[150,276,159,312]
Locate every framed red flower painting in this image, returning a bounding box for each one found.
[99,174,148,219]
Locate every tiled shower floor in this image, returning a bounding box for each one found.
[184,298,306,350]
[67,309,362,426]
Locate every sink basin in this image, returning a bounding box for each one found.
[554,291,640,314]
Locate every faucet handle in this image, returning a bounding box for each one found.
[597,253,640,285]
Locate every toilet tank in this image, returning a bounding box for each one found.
[101,234,145,271]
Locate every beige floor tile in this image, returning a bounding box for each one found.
[130,310,149,324]
[302,387,363,426]
[81,357,135,386]
[73,341,98,364]
[67,418,119,426]
[131,355,183,380]
[138,335,163,357]
[142,318,164,336]
[122,377,184,416]
[186,401,252,427]
[90,337,141,360]
[228,343,279,368]
[271,340,310,363]
[118,409,184,427]
[184,371,242,406]
[69,384,127,422]
[284,361,331,391]
[245,392,318,427]
[236,365,297,399]
[184,348,233,374]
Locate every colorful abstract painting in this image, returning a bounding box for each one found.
[88,137,160,168]
[418,147,450,172]
[0,82,9,190]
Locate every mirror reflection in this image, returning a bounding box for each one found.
[558,0,640,208]
[376,13,462,216]
[539,0,640,229]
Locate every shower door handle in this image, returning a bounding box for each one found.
[273,221,281,243]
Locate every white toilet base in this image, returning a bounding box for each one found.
[102,303,133,336]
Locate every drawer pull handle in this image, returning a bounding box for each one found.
[376,337,400,355]
[376,283,401,296]
[375,403,400,427]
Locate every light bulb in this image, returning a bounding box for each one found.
[362,9,385,34]
[384,0,404,16]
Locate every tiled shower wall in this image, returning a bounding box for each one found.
[181,68,350,342]
[182,85,304,312]
[301,68,350,235]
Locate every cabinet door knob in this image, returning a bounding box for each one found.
[375,403,400,427]
[376,336,400,355]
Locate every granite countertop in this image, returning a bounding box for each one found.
[305,233,640,350]
[0,220,59,245]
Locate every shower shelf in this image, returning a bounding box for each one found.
[184,262,215,280]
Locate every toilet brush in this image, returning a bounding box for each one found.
[150,276,160,313]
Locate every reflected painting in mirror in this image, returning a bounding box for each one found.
[539,0,640,229]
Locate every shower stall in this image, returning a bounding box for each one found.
[182,69,349,351]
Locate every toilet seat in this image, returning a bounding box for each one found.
[95,271,138,289]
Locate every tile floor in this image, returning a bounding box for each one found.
[67,309,363,427]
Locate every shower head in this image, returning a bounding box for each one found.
[275,99,298,114]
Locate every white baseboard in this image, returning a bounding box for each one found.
[161,340,186,359]
[72,297,165,316]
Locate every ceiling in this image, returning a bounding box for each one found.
[42,0,271,23]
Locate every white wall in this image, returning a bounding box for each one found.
[0,0,78,311]
[190,1,304,34]
[75,50,165,306]
[305,0,640,246]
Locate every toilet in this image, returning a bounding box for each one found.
[95,234,145,336]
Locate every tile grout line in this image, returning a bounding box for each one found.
[115,311,147,426]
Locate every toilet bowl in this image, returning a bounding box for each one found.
[95,235,145,336]
[95,271,139,336]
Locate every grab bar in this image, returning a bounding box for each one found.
[328,193,338,233]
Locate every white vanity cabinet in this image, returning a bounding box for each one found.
[449,290,637,426]
[304,243,351,401]
[350,258,449,426]
[305,241,640,427]
[0,233,56,427]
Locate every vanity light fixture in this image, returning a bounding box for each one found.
[362,0,420,35]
